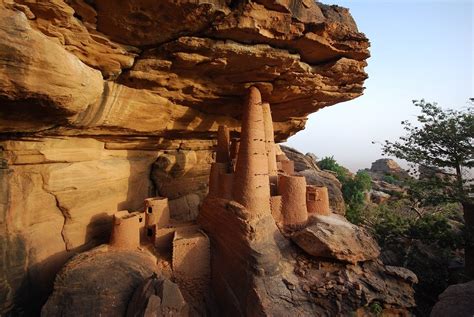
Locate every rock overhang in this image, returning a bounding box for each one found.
[0,0,369,141]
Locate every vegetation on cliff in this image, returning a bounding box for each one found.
[318,156,371,223]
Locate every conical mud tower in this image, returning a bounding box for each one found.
[232,86,271,218]
[216,125,230,163]
[262,102,278,177]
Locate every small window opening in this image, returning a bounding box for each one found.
[147,228,153,237]
[147,207,152,214]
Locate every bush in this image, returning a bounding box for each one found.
[342,171,372,224]
[318,157,372,224]
[343,171,372,204]
[317,156,350,182]
[382,174,397,184]
[369,302,383,316]
[318,156,339,172]
[359,201,464,316]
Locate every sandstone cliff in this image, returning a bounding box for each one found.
[0,0,369,314]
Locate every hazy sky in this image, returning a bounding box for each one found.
[285,0,473,172]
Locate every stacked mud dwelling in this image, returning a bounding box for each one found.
[109,196,210,311]
[106,86,332,313]
[197,86,341,315]
[206,86,331,230]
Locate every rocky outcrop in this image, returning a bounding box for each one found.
[41,245,157,316]
[281,145,319,171]
[294,252,417,316]
[292,215,380,264]
[363,159,410,203]
[419,165,457,183]
[0,7,103,133]
[0,0,369,314]
[1,0,368,138]
[126,274,189,317]
[198,197,299,315]
[199,196,417,315]
[369,190,392,204]
[369,159,410,181]
[430,280,474,317]
[371,180,406,195]
[384,266,418,285]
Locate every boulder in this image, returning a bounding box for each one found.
[430,280,474,317]
[42,245,157,317]
[281,145,320,172]
[305,152,319,165]
[371,180,406,196]
[291,215,380,263]
[370,190,391,204]
[126,274,189,317]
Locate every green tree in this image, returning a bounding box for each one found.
[382,99,473,278]
[318,156,372,223]
[343,171,372,223]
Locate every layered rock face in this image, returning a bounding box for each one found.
[0,0,368,137]
[0,0,369,314]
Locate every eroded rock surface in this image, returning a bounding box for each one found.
[126,274,189,317]
[368,158,410,181]
[430,280,474,317]
[199,195,416,316]
[42,245,157,317]
[281,145,320,172]
[293,252,417,315]
[0,137,212,313]
[1,0,368,138]
[292,215,380,264]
